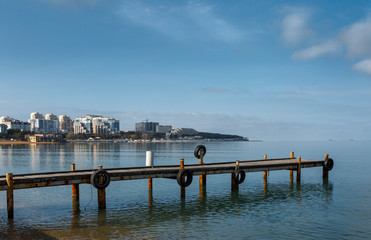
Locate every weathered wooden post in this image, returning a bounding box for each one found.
[290,152,294,184]
[146,151,154,204]
[97,165,106,209]
[6,173,14,219]
[199,157,206,187]
[180,159,185,198]
[263,155,268,198]
[71,163,80,214]
[263,154,268,182]
[231,161,239,190]
[323,154,329,179]
[297,156,301,183]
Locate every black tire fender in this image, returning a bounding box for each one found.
[194,145,206,159]
[233,169,246,184]
[177,169,193,187]
[323,158,334,171]
[91,170,111,189]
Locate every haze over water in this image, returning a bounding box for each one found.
[0,141,369,239]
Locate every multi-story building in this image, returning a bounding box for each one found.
[156,125,172,133]
[0,116,30,131]
[29,112,59,133]
[135,121,159,133]
[59,115,73,133]
[74,115,119,134]
[0,124,7,133]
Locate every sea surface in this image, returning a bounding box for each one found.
[0,141,370,239]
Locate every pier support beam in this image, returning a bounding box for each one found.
[231,161,239,190]
[6,173,14,219]
[323,154,329,179]
[180,159,185,198]
[297,156,301,183]
[97,165,106,209]
[199,157,206,187]
[263,154,268,182]
[71,164,80,214]
[290,152,294,184]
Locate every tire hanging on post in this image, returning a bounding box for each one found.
[194,145,206,159]
[323,158,334,171]
[91,170,111,189]
[177,169,193,187]
[233,169,246,184]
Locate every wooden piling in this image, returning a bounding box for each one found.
[180,159,185,198]
[231,161,239,190]
[97,165,106,209]
[199,157,206,187]
[323,154,329,179]
[6,173,14,219]
[297,156,301,183]
[71,164,80,214]
[290,152,294,182]
[263,155,268,181]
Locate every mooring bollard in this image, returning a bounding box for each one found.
[6,173,14,219]
[71,163,80,214]
[97,165,106,209]
[297,156,301,183]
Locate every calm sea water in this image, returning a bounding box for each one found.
[0,141,370,239]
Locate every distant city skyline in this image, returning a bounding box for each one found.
[1,1,371,141]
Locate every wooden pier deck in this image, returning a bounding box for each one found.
[0,146,334,219]
[0,158,324,190]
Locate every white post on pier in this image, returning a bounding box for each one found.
[146,151,154,167]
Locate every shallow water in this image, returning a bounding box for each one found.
[0,141,370,239]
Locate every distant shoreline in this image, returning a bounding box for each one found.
[0,139,253,145]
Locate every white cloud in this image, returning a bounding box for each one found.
[116,1,245,43]
[291,40,341,59]
[280,8,313,45]
[341,18,371,58]
[352,59,371,75]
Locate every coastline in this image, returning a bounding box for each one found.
[0,141,59,145]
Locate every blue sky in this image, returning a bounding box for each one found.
[1,0,371,140]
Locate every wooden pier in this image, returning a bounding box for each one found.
[0,146,334,218]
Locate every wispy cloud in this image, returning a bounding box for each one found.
[116,1,245,43]
[340,18,371,58]
[279,7,314,45]
[291,40,341,59]
[352,59,371,75]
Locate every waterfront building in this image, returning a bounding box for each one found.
[30,112,44,120]
[167,128,199,138]
[30,112,58,133]
[73,118,92,134]
[0,124,7,133]
[74,114,119,134]
[156,125,172,133]
[135,121,159,133]
[0,116,31,131]
[59,115,73,133]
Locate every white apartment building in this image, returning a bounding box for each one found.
[59,115,73,133]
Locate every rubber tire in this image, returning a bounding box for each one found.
[91,170,111,189]
[324,158,334,171]
[194,145,206,159]
[233,169,246,184]
[177,169,193,187]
